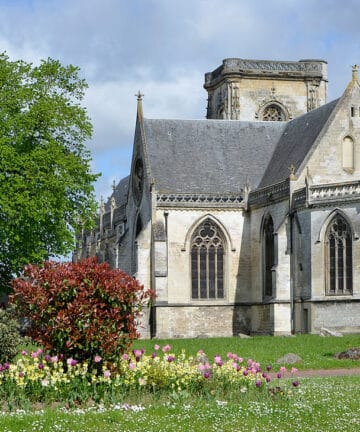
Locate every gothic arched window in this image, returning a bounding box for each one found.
[191,219,225,299]
[262,104,286,121]
[325,215,353,295]
[263,215,275,297]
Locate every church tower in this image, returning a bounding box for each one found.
[204,58,328,121]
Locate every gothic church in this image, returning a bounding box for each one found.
[74,58,360,338]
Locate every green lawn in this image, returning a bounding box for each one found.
[133,334,360,370]
[0,375,359,432]
[1,334,359,431]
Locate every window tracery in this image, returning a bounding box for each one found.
[262,104,286,121]
[325,215,352,295]
[191,219,225,299]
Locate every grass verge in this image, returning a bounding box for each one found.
[0,375,359,432]
[132,334,360,370]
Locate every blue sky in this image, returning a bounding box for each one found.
[1,0,360,202]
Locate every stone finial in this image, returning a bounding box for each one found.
[100,196,105,214]
[288,164,297,180]
[135,90,144,118]
[352,64,359,82]
[135,90,144,101]
[112,180,116,192]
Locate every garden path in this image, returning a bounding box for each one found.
[274,368,360,378]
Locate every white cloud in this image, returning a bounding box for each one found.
[1,0,360,197]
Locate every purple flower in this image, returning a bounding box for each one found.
[19,371,25,378]
[203,371,210,379]
[266,364,272,372]
[38,363,44,370]
[266,376,271,383]
[262,372,268,378]
[3,363,9,370]
[133,349,143,358]
[277,372,282,379]
[167,355,175,362]
[214,355,223,366]
[292,380,299,387]
[67,358,77,367]
[243,369,249,376]
[255,380,262,388]
[151,352,157,359]
[44,355,51,363]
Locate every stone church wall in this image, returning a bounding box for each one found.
[296,85,360,188]
[308,300,360,333]
[155,208,247,305]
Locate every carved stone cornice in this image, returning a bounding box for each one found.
[156,193,244,208]
[307,180,360,206]
[205,58,326,87]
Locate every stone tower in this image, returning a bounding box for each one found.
[204,58,328,121]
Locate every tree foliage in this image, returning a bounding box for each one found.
[0,304,22,363]
[10,258,155,364]
[0,53,99,291]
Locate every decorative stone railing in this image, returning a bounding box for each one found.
[156,193,244,208]
[292,187,306,209]
[205,58,325,85]
[308,180,360,205]
[248,179,290,207]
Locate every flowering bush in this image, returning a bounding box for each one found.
[10,258,155,364]
[0,345,299,409]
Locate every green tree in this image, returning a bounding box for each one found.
[0,52,99,292]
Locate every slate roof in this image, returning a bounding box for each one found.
[105,175,129,212]
[258,99,339,188]
[143,119,285,194]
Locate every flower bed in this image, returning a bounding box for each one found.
[0,345,299,410]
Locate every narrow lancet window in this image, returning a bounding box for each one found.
[263,215,275,297]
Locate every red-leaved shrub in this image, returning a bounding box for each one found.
[10,257,155,363]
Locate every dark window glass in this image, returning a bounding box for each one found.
[264,216,275,297]
[191,248,198,299]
